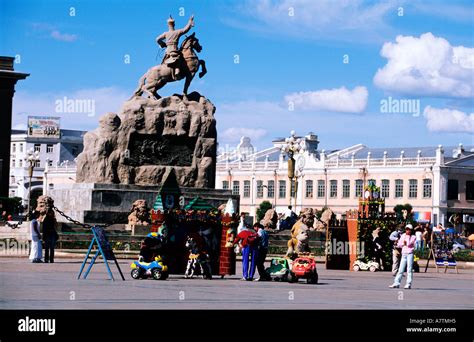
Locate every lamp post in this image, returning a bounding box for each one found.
[25,148,40,219]
[281,130,305,209]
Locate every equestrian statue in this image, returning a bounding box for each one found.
[133,15,207,99]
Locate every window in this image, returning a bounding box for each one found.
[447,179,459,200]
[342,180,350,198]
[395,179,403,198]
[48,160,53,167]
[34,144,41,152]
[317,180,325,198]
[232,181,240,195]
[12,143,16,153]
[222,181,229,190]
[279,180,286,198]
[10,176,15,184]
[290,180,296,197]
[381,179,390,198]
[355,179,363,198]
[47,144,53,153]
[243,180,250,198]
[19,159,23,168]
[368,179,376,186]
[409,179,418,198]
[466,181,474,201]
[19,143,23,153]
[305,180,313,198]
[11,159,15,168]
[423,179,432,198]
[330,180,337,198]
[256,180,264,198]
[267,180,275,198]
[34,160,40,168]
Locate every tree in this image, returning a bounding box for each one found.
[256,201,273,223]
[0,197,23,216]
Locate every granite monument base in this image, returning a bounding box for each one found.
[49,183,239,227]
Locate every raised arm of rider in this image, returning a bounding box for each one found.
[177,16,194,35]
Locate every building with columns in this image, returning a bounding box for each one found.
[9,129,86,209]
[216,133,474,231]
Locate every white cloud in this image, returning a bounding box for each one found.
[30,23,78,42]
[221,127,267,143]
[12,87,130,131]
[374,32,474,98]
[284,86,368,113]
[423,106,474,133]
[50,30,78,42]
[226,0,398,42]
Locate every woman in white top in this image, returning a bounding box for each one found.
[29,211,43,263]
[415,227,423,251]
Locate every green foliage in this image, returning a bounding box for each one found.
[0,197,23,215]
[256,201,273,222]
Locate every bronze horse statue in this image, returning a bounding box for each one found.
[132,33,207,100]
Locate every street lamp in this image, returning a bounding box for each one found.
[25,148,40,219]
[281,130,305,209]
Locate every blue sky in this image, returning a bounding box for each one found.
[1,0,473,151]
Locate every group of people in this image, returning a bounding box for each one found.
[233,222,271,281]
[29,211,59,264]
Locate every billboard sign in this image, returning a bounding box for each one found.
[27,116,60,138]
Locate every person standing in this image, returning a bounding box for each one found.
[42,211,58,263]
[389,225,403,275]
[422,225,431,252]
[237,212,246,234]
[29,211,42,263]
[233,224,259,281]
[372,227,385,270]
[415,226,423,251]
[389,224,417,289]
[254,223,271,281]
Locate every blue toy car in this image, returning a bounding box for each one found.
[130,255,169,280]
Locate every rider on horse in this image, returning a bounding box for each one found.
[156,15,194,80]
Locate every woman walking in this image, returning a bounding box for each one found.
[389,224,417,289]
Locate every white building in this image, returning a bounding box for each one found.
[216,133,474,230]
[9,129,86,209]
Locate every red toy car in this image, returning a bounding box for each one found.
[288,256,318,284]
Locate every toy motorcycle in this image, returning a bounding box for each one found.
[130,255,169,280]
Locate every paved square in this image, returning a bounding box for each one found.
[0,258,472,309]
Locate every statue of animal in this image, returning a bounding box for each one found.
[132,33,207,99]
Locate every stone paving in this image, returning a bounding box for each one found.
[0,257,472,309]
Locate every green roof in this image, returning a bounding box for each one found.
[184,197,215,210]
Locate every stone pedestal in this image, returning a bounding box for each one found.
[49,183,239,225]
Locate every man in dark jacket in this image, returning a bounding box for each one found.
[41,212,58,263]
